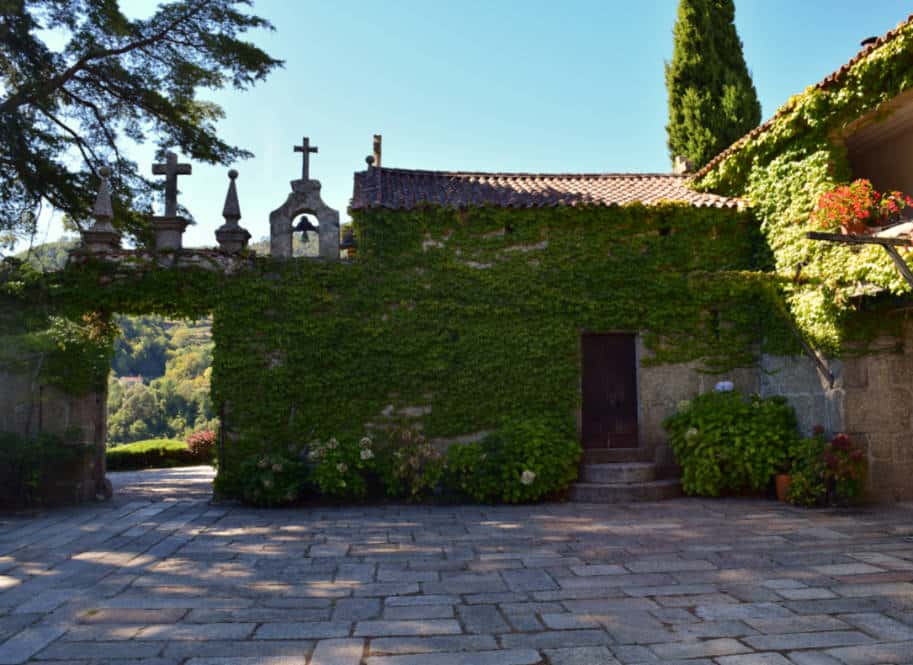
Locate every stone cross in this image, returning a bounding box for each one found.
[294,137,318,181]
[152,151,191,217]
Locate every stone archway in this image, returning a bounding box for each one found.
[269,179,340,260]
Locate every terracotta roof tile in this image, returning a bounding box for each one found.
[696,13,913,179]
[351,168,741,210]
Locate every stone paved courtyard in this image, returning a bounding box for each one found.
[2,469,913,664]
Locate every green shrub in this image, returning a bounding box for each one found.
[663,391,800,496]
[445,417,581,503]
[106,438,196,470]
[787,431,866,506]
[308,436,377,500]
[0,430,90,507]
[239,453,306,507]
[186,430,216,461]
[375,426,444,501]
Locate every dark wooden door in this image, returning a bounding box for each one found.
[581,333,638,449]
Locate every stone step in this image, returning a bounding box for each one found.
[583,448,653,464]
[568,479,682,504]
[579,462,656,484]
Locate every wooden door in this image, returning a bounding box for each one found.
[581,333,638,449]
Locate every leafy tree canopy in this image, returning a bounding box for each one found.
[665,0,761,171]
[0,0,282,253]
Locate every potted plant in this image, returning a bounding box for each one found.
[774,429,814,502]
[821,433,867,505]
[811,179,913,235]
[784,428,828,507]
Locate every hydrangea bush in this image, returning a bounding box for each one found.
[375,426,444,501]
[445,417,581,504]
[308,436,377,499]
[238,453,306,507]
[664,391,800,496]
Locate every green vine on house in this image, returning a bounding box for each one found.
[694,18,913,353]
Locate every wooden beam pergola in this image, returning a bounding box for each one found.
[805,229,913,289]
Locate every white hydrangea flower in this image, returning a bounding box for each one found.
[337,462,348,473]
[360,437,373,448]
[360,448,374,460]
[327,438,338,449]
[685,427,699,440]
[520,470,536,485]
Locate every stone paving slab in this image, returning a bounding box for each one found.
[2,468,913,664]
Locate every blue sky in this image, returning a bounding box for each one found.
[29,0,913,249]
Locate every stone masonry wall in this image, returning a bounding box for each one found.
[0,359,105,504]
[636,337,758,478]
[758,327,913,503]
[839,321,913,502]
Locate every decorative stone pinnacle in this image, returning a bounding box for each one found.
[151,151,192,217]
[81,165,121,252]
[91,166,115,231]
[222,169,241,227]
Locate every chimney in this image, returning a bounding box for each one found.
[372,134,382,168]
[672,155,694,175]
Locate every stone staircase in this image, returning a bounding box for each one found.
[569,453,681,503]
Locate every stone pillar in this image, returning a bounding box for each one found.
[270,210,293,259]
[151,216,191,251]
[318,208,341,260]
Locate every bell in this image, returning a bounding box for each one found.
[294,217,318,236]
[340,228,357,250]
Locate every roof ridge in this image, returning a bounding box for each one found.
[358,167,689,179]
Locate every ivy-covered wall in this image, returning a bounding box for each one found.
[695,18,913,352]
[209,203,779,497]
[1,204,783,501]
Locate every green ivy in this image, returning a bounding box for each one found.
[3,202,794,501]
[696,20,913,352]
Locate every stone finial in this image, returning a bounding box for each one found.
[222,169,241,227]
[216,169,250,254]
[81,166,121,252]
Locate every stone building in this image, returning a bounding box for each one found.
[5,14,913,505]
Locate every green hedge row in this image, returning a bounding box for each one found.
[106,438,208,471]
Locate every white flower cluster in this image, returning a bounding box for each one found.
[520,470,536,486]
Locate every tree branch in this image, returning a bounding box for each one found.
[0,0,211,114]
[36,105,100,169]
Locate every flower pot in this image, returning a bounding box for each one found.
[775,474,792,502]
[839,221,868,235]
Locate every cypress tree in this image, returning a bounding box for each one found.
[665,0,761,171]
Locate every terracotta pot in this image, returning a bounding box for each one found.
[775,474,792,502]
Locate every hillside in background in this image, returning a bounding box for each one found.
[13,234,324,445]
[108,315,215,444]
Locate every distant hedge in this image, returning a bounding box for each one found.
[106,438,205,471]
